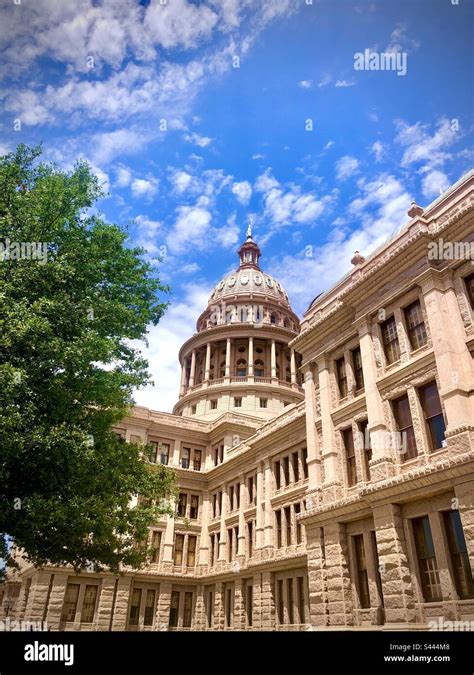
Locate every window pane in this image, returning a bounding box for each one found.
[381,316,400,364]
[80,585,98,624]
[405,301,427,350]
[169,591,179,627]
[129,588,142,626]
[144,589,156,626]
[443,511,474,599]
[61,583,79,623]
[412,517,441,602]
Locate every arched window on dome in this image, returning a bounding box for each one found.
[285,367,291,383]
[254,359,265,378]
[283,317,289,328]
[209,364,215,381]
[219,361,226,378]
[236,358,247,377]
[270,312,277,325]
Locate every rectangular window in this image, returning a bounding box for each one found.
[210,399,217,410]
[259,398,268,408]
[297,576,305,624]
[465,273,474,309]
[381,316,400,365]
[359,420,371,480]
[151,530,162,564]
[183,592,193,628]
[177,493,187,518]
[371,531,384,607]
[229,485,234,511]
[443,510,474,599]
[225,587,232,627]
[180,447,190,469]
[352,346,364,391]
[343,428,357,487]
[61,583,79,623]
[292,451,300,483]
[190,495,199,520]
[234,397,242,408]
[404,300,427,350]
[302,447,308,479]
[191,404,197,415]
[247,475,254,504]
[169,591,179,628]
[353,535,370,609]
[174,534,184,566]
[148,441,159,463]
[193,449,202,471]
[245,583,253,627]
[287,578,294,625]
[187,536,197,567]
[283,456,290,486]
[81,585,97,623]
[294,502,302,544]
[213,447,219,466]
[419,381,446,452]
[206,590,214,628]
[336,357,348,398]
[159,443,170,466]
[277,579,284,624]
[276,510,282,548]
[128,588,142,626]
[285,505,292,546]
[228,528,233,562]
[392,394,417,460]
[247,521,253,558]
[412,516,442,602]
[144,589,156,627]
[274,461,281,490]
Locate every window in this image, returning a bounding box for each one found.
[191,404,197,415]
[247,521,254,558]
[292,451,300,483]
[353,535,370,609]
[381,316,400,365]
[260,398,268,408]
[174,534,184,566]
[245,583,253,626]
[359,420,371,480]
[443,510,474,599]
[464,273,474,309]
[148,441,159,463]
[236,359,247,377]
[234,397,242,408]
[157,443,169,465]
[210,399,218,410]
[352,347,364,391]
[302,447,308,479]
[190,495,199,520]
[206,590,214,628]
[412,516,442,602]
[247,475,254,504]
[283,456,290,486]
[287,578,294,624]
[225,587,233,627]
[181,447,190,469]
[285,505,292,545]
[144,589,156,626]
[177,493,187,518]
[404,300,427,350]
[61,583,79,623]
[187,536,197,567]
[183,592,193,628]
[128,588,142,626]
[294,502,302,544]
[276,510,282,548]
[274,460,281,490]
[169,591,179,628]
[277,579,284,623]
[419,381,446,452]
[297,577,305,624]
[229,485,235,511]
[343,428,357,486]
[193,450,202,471]
[392,394,417,460]
[336,357,348,398]
[254,359,264,377]
[270,313,277,324]
[151,531,162,564]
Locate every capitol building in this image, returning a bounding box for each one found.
[2,170,473,631]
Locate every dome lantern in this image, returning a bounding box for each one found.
[237,218,261,269]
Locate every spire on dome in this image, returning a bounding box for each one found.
[237,219,261,269]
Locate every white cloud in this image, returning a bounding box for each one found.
[395,118,458,168]
[317,74,331,88]
[184,132,213,147]
[252,153,265,160]
[131,177,159,201]
[335,155,360,180]
[335,80,355,88]
[91,128,146,164]
[115,165,132,188]
[214,213,240,247]
[421,170,450,199]
[134,215,162,257]
[386,23,420,54]
[231,180,252,205]
[144,0,219,50]
[298,80,313,89]
[370,141,385,162]
[166,198,213,255]
[170,170,196,194]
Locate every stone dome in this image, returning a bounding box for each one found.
[209,267,291,307]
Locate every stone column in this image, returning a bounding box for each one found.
[263,460,273,557]
[214,582,225,631]
[234,579,245,630]
[237,475,246,558]
[255,462,265,554]
[45,573,68,630]
[95,577,118,631]
[419,269,474,432]
[218,486,228,562]
[305,522,328,627]
[302,363,322,499]
[271,339,277,381]
[111,576,132,630]
[225,338,231,380]
[317,355,342,502]
[373,504,416,626]
[198,492,210,572]
[290,348,297,385]
[23,571,53,624]
[189,349,196,388]
[260,571,275,629]
[324,522,353,626]
[454,481,474,570]
[179,359,187,397]
[194,584,206,631]
[357,317,395,480]
[248,336,254,378]
[156,581,172,631]
[162,513,175,571]
[204,342,211,381]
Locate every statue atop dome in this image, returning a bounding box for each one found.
[238,219,261,269]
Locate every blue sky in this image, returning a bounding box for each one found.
[0,0,472,410]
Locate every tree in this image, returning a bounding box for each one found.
[0,145,177,577]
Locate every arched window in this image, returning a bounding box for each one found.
[254,359,265,378]
[283,317,289,328]
[270,313,277,325]
[219,361,226,378]
[209,364,215,381]
[236,359,247,377]
[285,367,291,382]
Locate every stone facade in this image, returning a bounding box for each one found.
[2,172,473,631]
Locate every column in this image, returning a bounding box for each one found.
[179,360,187,397]
[237,475,246,558]
[214,583,225,631]
[23,571,52,624]
[234,579,245,630]
[305,523,328,627]
[271,339,277,381]
[45,573,69,630]
[204,342,211,382]
[263,460,273,556]
[218,486,228,562]
[95,577,118,631]
[156,581,172,631]
[198,492,210,571]
[111,576,132,630]
[224,338,231,379]
[317,355,342,501]
[302,363,322,497]
[260,571,276,629]
[248,336,254,377]
[161,513,176,571]
[419,269,474,432]
[357,318,395,480]
[255,463,265,554]
[290,348,297,385]
[323,523,354,626]
[189,349,196,388]
[373,504,416,626]
[454,481,474,570]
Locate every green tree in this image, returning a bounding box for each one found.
[0,145,176,577]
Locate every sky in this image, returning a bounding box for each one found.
[0,0,472,411]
